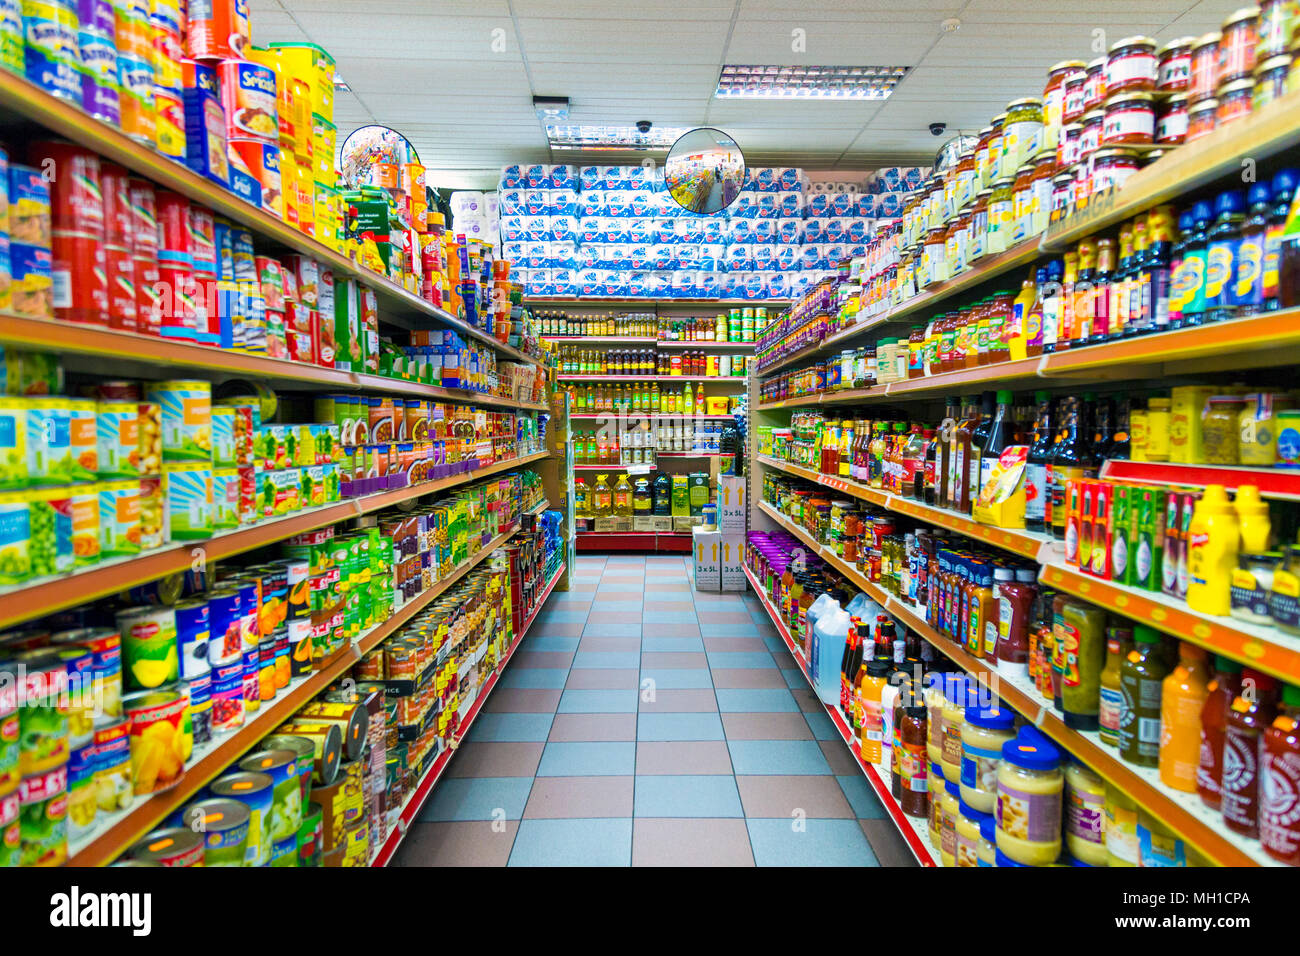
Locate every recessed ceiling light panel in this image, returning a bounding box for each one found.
[715,64,909,99]
[545,124,688,149]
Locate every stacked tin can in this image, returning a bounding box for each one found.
[22,0,80,103]
[113,0,155,145]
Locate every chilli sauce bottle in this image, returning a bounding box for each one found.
[1098,626,1134,747]
[1260,683,1300,865]
[1221,670,1280,837]
[1196,655,1244,809]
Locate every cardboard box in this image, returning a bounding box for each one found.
[612,516,633,533]
[648,516,673,532]
[672,516,693,533]
[720,534,747,591]
[692,527,720,592]
[717,475,746,534]
[633,516,656,532]
[594,517,616,533]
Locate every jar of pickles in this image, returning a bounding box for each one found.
[987,178,1015,255]
[1002,97,1045,174]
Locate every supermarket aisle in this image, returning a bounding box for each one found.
[393,555,916,867]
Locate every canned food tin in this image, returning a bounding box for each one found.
[187,671,210,745]
[50,643,93,747]
[297,800,321,867]
[10,243,53,318]
[51,626,121,720]
[209,658,244,732]
[162,461,213,539]
[117,52,157,145]
[18,763,67,866]
[218,57,278,140]
[116,603,177,690]
[178,797,249,866]
[98,478,141,557]
[0,788,18,867]
[95,400,139,479]
[230,137,282,218]
[260,733,315,806]
[29,485,74,577]
[185,0,249,59]
[78,29,120,125]
[91,718,131,812]
[22,0,81,103]
[138,472,161,550]
[65,740,97,843]
[30,141,103,234]
[12,648,68,776]
[122,687,188,794]
[0,669,17,794]
[126,825,203,866]
[100,161,132,243]
[145,379,211,462]
[296,700,366,761]
[212,467,239,528]
[174,598,210,681]
[134,253,162,335]
[238,747,300,842]
[208,769,271,864]
[0,0,20,74]
[273,720,341,785]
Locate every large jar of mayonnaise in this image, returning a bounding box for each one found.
[995,728,1063,865]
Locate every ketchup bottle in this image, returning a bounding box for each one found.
[1196,655,1243,809]
[1220,669,1280,837]
[1260,684,1300,865]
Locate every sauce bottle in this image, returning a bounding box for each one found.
[1158,642,1209,792]
[967,391,996,510]
[1185,484,1240,616]
[1234,182,1271,317]
[937,396,961,508]
[1205,189,1245,322]
[1098,625,1134,747]
[1024,392,1055,534]
[1166,208,1194,329]
[1049,395,1094,542]
[1196,655,1244,809]
[1221,670,1280,837]
[965,564,996,658]
[1113,223,1134,339]
[1089,237,1115,344]
[1260,683,1300,865]
[1142,205,1176,335]
[1012,272,1038,360]
[858,658,890,763]
[976,390,1014,498]
[1072,239,1097,346]
[1178,199,1214,326]
[898,704,930,818]
[1041,258,1064,354]
[1059,600,1107,731]
[1118,625,1168,767]
[949,396,981,513]
[1058,250,1079,351]
[1264,168,1298,310]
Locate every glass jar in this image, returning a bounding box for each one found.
[924,226,949,285]
[1009,163,1036,245]
[1092,148,1143,195]
[952,207,972,275]
[1108,36,1158,92]
[1084,57,1108,109]
[1202,395,1247,464]
[954,149,977,210]
[939,776,961,867]
[1187,97,1219,141]
[987,178,1015,255]
[1045,60,1087,149]
[977,814,998,866]
[1029,151,1057,236]
[1002,97,1045,175]
[960,706,1016,813]
[928,178,946,229]
[1218,7,1259,85]
[965,302,984,368]
[973,126,994,190]
[1063,69,1089,124]
[1079,109,1105,163]
[1276,410,1300,468]
[1058,121,1082,168]
[1259,0,1295,59]
[1051,173,1075,222]
[1190,32,1222,102]
[986,114,1007,185]
[1157,93,1190,144]
[1232,551,1282,624]
[969,189,991,262]
[995,731,1064,866]
[1253,55,1292,110]
[1065,760,1108,866]
[1217,78,1255,125]
[1103,91,1156,144]
[956,799,992,867]
[1157,36,1194,92]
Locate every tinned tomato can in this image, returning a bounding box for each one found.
[29,141,104,234]
[99,161,133,244]
[188,204,216,270]
[51,230,108,325]
[134,252,162,336]
[127,178,158,249]
[105,244,137,330]
[155,188,190,259]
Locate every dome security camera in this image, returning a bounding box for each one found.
[929,122,947,136]
[636,120,653,133]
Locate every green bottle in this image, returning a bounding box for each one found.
[1118,625,1169,767]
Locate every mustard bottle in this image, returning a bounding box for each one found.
[1234,484,1271,553]
[1186,484,1240,616]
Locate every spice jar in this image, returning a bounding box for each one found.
[1044,60,1086,150]
[1157,36,1194,91]
[1107,36,1158,92]
[1002,97,1045,174]
[1102,91,1156,144]
[1202,395,1247,464]
[996,728,1063,866]
[1254,54,1292,110]
[1092,148,1143,194]
[1190,32,1222,102]
[1218,7,1259,85]
[1187,97,1219,141]
[1083,57,1108,109]
[960,706,1016,814]
[1217,78,1255,125]
[1157,93,1190,144]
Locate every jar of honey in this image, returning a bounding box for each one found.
[1157,93,1190,144]
[1157,36,1194,91]
[1107,36,1158,92]
[1102,91,1156,144]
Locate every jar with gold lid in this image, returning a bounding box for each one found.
[987,178,1015,255]
[1157,93,1189,144]
[968,190,991,262]
[973,126,994,190]
[1002,97,1045,175]
[1029,150,1057,236]
[1107,35,1158,93]
[1102,91,1156,145]
[1083,56,1108,109]
[1157,36,1194,91]
[1044,59,1087,149]
[1010,163,1036,246]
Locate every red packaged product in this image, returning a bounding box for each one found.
[156,262,198,340]
[30,141,104,234]
[105,244,137,331]
[100,161,133,245]
[188,204,217,270]
[1260,684,1300,866]
[1221,670,1279,837]
[134,252,162,336]
[128,178,159,249]
[51,230,108,325]
[155,189,191,257]
[185,0,250,60]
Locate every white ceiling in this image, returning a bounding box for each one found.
[249,0,1248,189]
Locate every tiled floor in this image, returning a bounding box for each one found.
[392,554,918,867]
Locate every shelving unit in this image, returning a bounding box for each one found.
[575,531,691,552]
[370,559,567,867]
[559,375,750,385]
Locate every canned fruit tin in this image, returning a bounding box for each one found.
[0,670,17,794]
[91,718,131,812]
[123,688,188,794]
[22,0,80,103]
[137,400,162,475]
[29,485,74,577]
[296,800,321,866]
[259,733,314,806]
[50,643,93,747]
[96,400,139,478]
[51,626,121,720]
[174,598,210,681]
[9,163,50,247]
[230,138,282,217]
[12,648,69,775]
[117,53,157,145]
[178,797,248,867]
[209,658,243,732]
[98,478,141,556]
[208,769,271,864]
[0,789,18,868]
[238,747,300,841]
[10,243,53,318]
[67,399,97,481]
[65,741,97,843]
[0,490,33,585]
[0,0,20,74]
[273,720,341,785]
[146,380,211,462]
[0,399,26,489]
[206,587,242,665]
[138,472,162,550]
[18,763,67,867]
[126,825,203,865]
[116,604,178,690]
[163,461,213,539]
[186,671,211,745]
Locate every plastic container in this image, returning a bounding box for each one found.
[960,706,1016,814]
[995,727,1063,866]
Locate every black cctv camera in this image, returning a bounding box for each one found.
[929,122,947,136]
[636,120,653,133]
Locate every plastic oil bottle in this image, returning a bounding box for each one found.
[591,473,613,517]
[613,473,633,517]
[1186,484,1239,616]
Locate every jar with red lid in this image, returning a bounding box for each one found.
[1083,57,1108,110]
[1258,0,1295,59]
[1079,109,1104,161]
[1044,59,1086,149]
[1050,173,1075,222]
[1156,93,1189,144]
[1218,7,1259,85]
[1091,148,1142,195]
[1157,36,1195,92]
[1058,121,1082,168]
[1217,78,1255,124]
[1102,91,1156,145]
[1190,32,1222,102]
[1187,97,1219,141]
[1254,54,1292,110]
[1107,36,1158,93]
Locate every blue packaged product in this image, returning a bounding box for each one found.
[181,60,230,187]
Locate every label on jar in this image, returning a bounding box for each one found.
[900,741,928,793]
[1103,105,1155,143]
[1231,567,1271,621]
[1108,51,1157,88]
[1066,782,1105,845]
[1105,799,1139,864]
[1156,108,1188,143]
[997,782,1062,844]
[1099,684,1123,739]
[961,740,1002,797]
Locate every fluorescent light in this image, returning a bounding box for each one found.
[533,95,570,120]
[715,64,909,99]
[545,123,688,149]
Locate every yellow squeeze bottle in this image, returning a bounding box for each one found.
[1185,484,1239,615]
[1234,484,1271,552]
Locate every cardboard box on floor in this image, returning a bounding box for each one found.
[692,527,720,592]
[717,475,745,534]
[720,534,746,591]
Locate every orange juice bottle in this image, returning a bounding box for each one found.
[1159,642,1209,792]
[858,659,890,763]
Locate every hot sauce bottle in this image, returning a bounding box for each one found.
[1260,683,1300,865]
[1221,669,1280,837]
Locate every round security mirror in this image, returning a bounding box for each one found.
[339,124,422,190]
[664,128,746,215]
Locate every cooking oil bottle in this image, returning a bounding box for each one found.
[591,474,613,517]
[613,473,634,517]
[574,473,590,518]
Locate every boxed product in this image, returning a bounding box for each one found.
[717,476,746,534]
[692,527,720,592]
[720,534,746,592]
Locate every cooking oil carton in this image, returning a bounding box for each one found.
[717,475,746,534]
[692,527,720,592]
[720,534,746,591]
